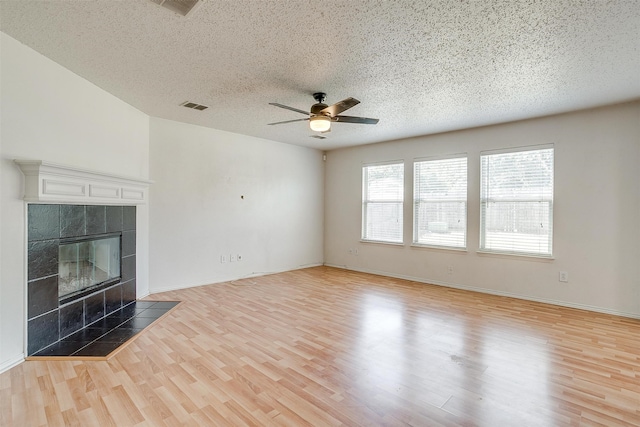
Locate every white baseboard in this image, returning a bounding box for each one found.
[324,263,640,320]
[0,353,25,374]
[148,263,325,295]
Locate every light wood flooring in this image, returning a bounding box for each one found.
[2,266,639,426]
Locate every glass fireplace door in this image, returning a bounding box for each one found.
[58,235,121,299]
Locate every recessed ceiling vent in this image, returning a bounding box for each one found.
[149,0,203,17]
[180,101,209,111]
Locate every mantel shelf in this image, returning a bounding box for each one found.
[14,159,153,205]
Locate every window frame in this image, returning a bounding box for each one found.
[479,145,554,258]
[361,160,405,244]
[412,154,468,250]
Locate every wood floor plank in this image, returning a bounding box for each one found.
[2,266,640,426]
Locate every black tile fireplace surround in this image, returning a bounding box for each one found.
[27,204,136,355]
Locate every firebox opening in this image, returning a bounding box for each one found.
[59,233,121,305]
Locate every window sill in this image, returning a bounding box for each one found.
[476,250,555,261]
[360,239,404,247]
[411,244,467,254]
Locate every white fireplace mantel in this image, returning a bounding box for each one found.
[14,159,153,205]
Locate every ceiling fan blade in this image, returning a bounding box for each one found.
[269,103,309,116]
[320,97,360,116]
[267,118,309,126]
[333,115,379,124]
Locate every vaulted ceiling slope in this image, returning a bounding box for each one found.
[1,1,639,150]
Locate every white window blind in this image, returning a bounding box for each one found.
[480,147,554,256]
[362,162,404,243]
[413,156,467,248]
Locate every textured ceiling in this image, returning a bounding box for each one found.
[1,0,639,150]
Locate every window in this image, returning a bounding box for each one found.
[362,162,404,243]
[480,146,554,256]
[413,156,467,249]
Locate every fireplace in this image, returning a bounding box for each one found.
[13,160,151,357]
[58,234,121,304]
[26,204,136,355]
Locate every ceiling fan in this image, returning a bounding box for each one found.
[268,92,379,133]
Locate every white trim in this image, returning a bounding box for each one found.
[0,354,25,374]
[479,143,554,156]
[413,152,467,163]
[413,156,468,250]
[89,184,120,199]
[479,147,554,257]
[360,239,404,246]
[122,188,145,201]
[323,264,640,320]
[476,250,555,261]
[14,159,153,205]
[44,179,86,197]
[410,244,468,253]
[361,159,404,167]
[148,263,324,294]
[23,204,29,358]
[362,162,405,243]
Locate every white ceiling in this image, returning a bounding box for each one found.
[1,0,639,151]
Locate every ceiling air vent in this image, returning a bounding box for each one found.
[180,101,209,111]
[149,0,203,17]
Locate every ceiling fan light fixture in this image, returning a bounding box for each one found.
[309,115,331,132]
[268,93,378,132]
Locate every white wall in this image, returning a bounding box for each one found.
[325,102,640,317]
[0,31,3,377]
[148,118,324,292]
[0,33,150,371]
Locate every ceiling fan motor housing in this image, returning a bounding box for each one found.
[311,92,329,116]
[311,102,329,116]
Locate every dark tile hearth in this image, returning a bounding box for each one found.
[31,301,179,358]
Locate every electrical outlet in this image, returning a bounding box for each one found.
[447,266,453,275]
[559,271,569,282]
[348,249,353,254]
[230,254,237,262]
[220,255,226,263]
